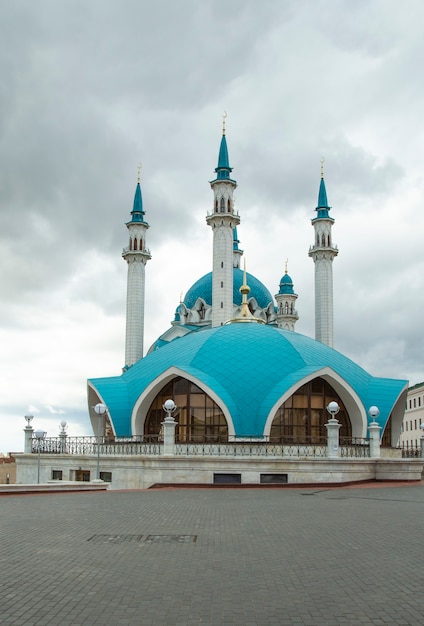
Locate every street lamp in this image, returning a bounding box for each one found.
[368,406,380,424]
[326,401,340,421]
[34,429,46,484]
[162,399,177,419]
[93,403,107,481]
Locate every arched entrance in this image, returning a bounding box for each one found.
[270,378,351,443]
[144,376,228,443]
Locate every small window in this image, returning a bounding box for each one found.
[220,302,223,308]
[100,471,112,483]
[413,398,416,408]
[52,470,63,480]
[221,261,224,268]
[221,281,223,288]
[214,473,241,484]
[260,474,288,484]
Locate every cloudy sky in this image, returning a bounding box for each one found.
[1,0,423,453]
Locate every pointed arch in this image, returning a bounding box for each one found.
[262,367,368,440]
[131,366,235,439]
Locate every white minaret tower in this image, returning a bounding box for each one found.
[122,167,151,367]
[206,115,240,327]
[308,160,338,347]
[275,261,299,331]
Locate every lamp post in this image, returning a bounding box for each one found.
[34,429,46,484]
[59,420,67,454]
[24,415,34,453]
[368,405,381,459]
[93,403,107,481]
[326,401,341,458]
[162,399,178,456]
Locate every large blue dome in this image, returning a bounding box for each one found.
[183,268,273,310]
[89,323,407,439]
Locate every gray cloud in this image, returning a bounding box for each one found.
[1,0,424,452]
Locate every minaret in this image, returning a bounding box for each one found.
[275,261,299,331]
[122,166,151,367]
[308,160,338,347]
[206,114,240,327]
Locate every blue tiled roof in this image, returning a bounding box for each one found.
[88,324,407,438]
[184,268,273,310]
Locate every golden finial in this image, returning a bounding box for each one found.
[285,258,288,274]
[222,111,227,135]
[137,162,142,184]
[225,258,264,324]
[320,157,325,179]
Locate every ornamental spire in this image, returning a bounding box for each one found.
[226,260,265,325]
[215,112,233,180]
[130,164,146,222]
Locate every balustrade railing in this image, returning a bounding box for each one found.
[401,446,422,458]
[30,434,373,459]
[31,436,161,456]
[340,437,370,458]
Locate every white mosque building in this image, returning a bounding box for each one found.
[16,123,422,489]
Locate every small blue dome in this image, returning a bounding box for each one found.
[184,268,273,310]
[279,273,295,295]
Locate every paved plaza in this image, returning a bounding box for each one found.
[1,484,424,625]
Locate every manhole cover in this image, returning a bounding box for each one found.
[145,535,197,543]
[87,534,143,544]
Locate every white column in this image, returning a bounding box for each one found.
[369,422,381,458]
[161,416,177,456]
[24,425,34,454]
[325,418,341,459]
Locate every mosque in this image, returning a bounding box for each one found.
[87,122,407,453]
[17,121,420,488]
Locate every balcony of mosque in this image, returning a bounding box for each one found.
[30,434,371,459]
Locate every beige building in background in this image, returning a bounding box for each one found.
[400,382,424,449]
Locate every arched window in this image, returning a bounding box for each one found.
[198,301,206,320]
[215,200,218,212]
[321,234,325,246]
[144,377,228,443]
[129,239,132,251]
[317,234,320,245]
[220,198,225,213]
[227,199,231,212]
[270,378,351,443]
[134,239,138,251]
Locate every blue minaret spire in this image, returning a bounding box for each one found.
[129,176,146,223]
[212,112,235,183]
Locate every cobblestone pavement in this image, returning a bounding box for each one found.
[2,485,424,625]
